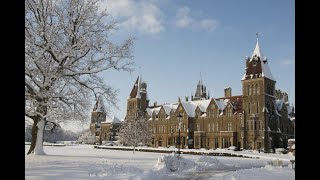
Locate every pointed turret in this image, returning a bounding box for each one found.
[93,95,106,113]
[242,34,275,81]
[193,77,208,101]
[136,74,142,99]
[126,74,149,120]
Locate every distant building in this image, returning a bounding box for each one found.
[125,36,295,152]
[89,97,122,143]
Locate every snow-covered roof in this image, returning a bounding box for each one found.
[214,99,229,111]
[146,108,153,116]
[180,99,213,118]
[136,74,141,99]
[105,116,122,124]
[188,99,211,112]
[93,96,106,113]
[242,37,275,81]
[276,98,285,111]
[163,104,178,115]
[251,38,275,81]
[287,105,294,114]
[146,106,162,116]
[181,101,197,117]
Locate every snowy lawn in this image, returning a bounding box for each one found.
[25,145,294,180]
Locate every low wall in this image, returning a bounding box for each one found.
[94,146,255,158]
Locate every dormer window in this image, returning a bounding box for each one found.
[253,60,257,66]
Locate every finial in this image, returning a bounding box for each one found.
[256,32,259,39]
[139,66,141,75]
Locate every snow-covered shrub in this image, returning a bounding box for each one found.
[155,153,196,173]
[78,131,96,144]
[275,148,287,154]
[154,154,234,175]
[227,146,237,151]
[195,156,233,171]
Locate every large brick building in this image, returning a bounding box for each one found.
[125,36,295,152]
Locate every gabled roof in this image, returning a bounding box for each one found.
[213,98,229,111]
[181,101,197,117]
[146,106,161,116]
[163,104,178,115]
[188,99,211,112]
[180,99,214,117]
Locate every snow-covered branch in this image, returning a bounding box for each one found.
[25,0,135,152]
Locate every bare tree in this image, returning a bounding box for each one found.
[118,115,151,153]
[25,0,134,155]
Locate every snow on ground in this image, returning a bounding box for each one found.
[25,145,294,180]
[222,165,294,180]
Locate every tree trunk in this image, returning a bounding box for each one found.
[34,118,46,155]
[27,103,48,155]
[27,118,39,155]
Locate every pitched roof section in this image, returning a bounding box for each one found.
[146,106,161,116]
[146,96,244,119]
[93,96,106,113]
[163,104,178,115]
[129,74,148,100]
[136,74,142,99]
[251,37,275,81]
[129,76,139,98]
[242,37,275,81]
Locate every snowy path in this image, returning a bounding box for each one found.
[25,145,294,180]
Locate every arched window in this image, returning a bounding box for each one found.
[252,84,255,95]
[248,85,251,96]
[256,84,259,95]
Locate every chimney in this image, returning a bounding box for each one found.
[185,96,189,102]
[224,87,232,97]
[154,101,157,107]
